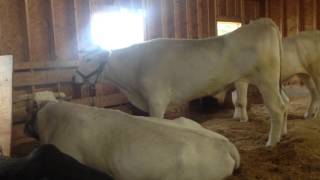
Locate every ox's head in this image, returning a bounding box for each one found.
[73,48,110,86]
[25,91,64,140]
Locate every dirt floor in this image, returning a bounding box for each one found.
[12,87,320,180]
[190,95,320,180]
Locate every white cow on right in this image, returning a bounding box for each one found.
[233,31,320,122]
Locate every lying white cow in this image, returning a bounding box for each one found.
[26,91,240,180]
[232,31,320,123]
[74,18,286,146]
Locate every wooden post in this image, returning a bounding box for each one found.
[0,55,13,156]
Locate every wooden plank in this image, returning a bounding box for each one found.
[216,0,227,17]
[208,0,217,36]
[50,0,78,60]
[0,55,13,156]
[14,69,76,87]
[316,0,320,29]
[14,60,80,71]
[186,0,198,39]
[226,0,236,17]
[0,0,29,63]
[74,0,93,51]
[268,0,284,35]
[26,0,55,61]
[197,0,209,38]
[71,93,129,107]
[161,0,175,38]
[145,0,163,39]
[285,0,299,36]
[173,0,187,38]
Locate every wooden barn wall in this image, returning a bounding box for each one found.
[1,0,266,124]
[265,0,320,37]
[145,0,264,40]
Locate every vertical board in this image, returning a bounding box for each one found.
[26,0,54,61]
[226,0,236,17]
[267,0,284,34]
[161,0,175,38]
[285,0,299,36]
[145,0,163,39]
[299,0,316,31]
[197,0,209,38]
[0,55,13,156]
[51,0,78,60]
[74,0,94,51]
[174,0,187,38]
[316,0,320,29]
[208,0,217,36]
[186,0,198,39]
[0,1,29,62]
[244,0,260,23]
[217,0,227,17]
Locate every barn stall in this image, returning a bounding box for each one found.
[0,0,320,179]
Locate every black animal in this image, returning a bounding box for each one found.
[0,144,113,180]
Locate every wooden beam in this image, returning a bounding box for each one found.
[49,0,57,60]
[173,0,187,38]
[186,0,198,38]
[208,0,217,36]
[23,0,32,62]
[14,60,80,71]
[281,0,285,36]
[0,55,13,156]
[14,69,76,88]
[265,0,269,17]
[313,0,317,29]
[316,0,320,29]
[161,0,175,38]
[240,0,245,24]
[71,93,129,107]
[197,0,209,38]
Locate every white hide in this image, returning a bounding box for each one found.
[34,97,240,180]
[76,18,286,146]
[233,31,320,123]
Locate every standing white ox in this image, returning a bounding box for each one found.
[27,91,240,180]
[232,31,320,123]
[74,18,286,146]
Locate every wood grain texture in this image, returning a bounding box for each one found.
[0,1,29,62]
[161,0,175,38]
[186,0,198,38]
[173,0,187,38]
[0,56,13,156]
[51,0,78,60]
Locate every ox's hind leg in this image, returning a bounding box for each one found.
[281,88,289,135]
[232,81,249,122]
[301,75,320,120]
[257,82,286,147]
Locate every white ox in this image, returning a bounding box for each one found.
[74,18,286,146]
[232,31,320,123]
[27,91,240,180]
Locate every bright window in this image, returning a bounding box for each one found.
[91,8,145,50]
[217,21,242,36]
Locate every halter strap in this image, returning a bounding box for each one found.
[75,60,108,85]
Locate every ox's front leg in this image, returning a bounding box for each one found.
[232,81,249,122]
[258,83,286,147]
[302,75,320,120]
[145,91,170,118]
